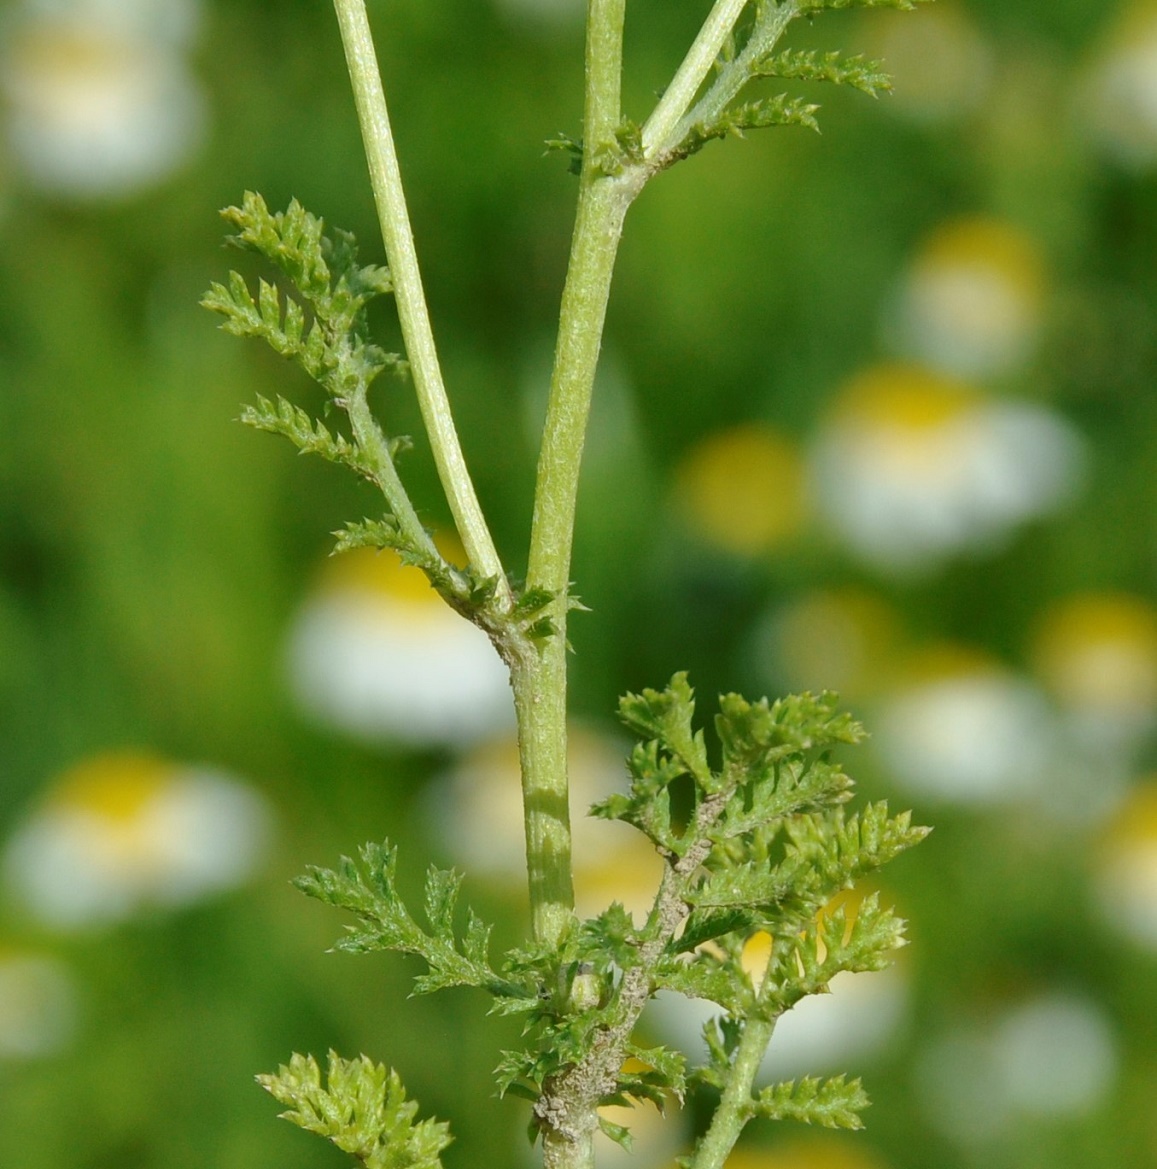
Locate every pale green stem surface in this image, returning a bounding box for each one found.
[674,0,798,143]
[688,1016,775,1169]
[516,2,631,1167]
[332,0,510,603]
[517,0,631,963]
[641,0,751,156]
[345,389,441,564]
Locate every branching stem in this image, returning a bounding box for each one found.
[674,0,799,145]
[516,0,634,970]
[332,0,510,604]
[641,0,752,156]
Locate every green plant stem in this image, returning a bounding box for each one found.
[688,1017,774,1169]
[511,2,632,1165]
[515,0,633,958]
[641,0,751,156]
[345,388,441,564]
[674,0,798,144]
[332,0,510,603]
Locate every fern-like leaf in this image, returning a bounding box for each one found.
[258,1051,451,1169]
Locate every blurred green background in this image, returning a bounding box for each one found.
[2,1,1157,1167]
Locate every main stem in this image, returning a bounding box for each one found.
[332,0,510,604]
[514,0,631,958]
[513,1,631,1167]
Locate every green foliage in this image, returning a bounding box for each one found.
[582,675,926,1148]
[749,1075,869,1130]
[203,191,402,397]
[652,0,931,170]
[752,49,892,97]
[258,1051,451,1169]
[203,195,545,644]
[294,841,531,1001]
[681,94,823,157]
[225,0,933,1165]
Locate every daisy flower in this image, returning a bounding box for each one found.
[809,364,1082,573]
[1031,592,1157,757]
[872,645,1057,806]
[1085,1,1157,170]
[857,1,992,126]
[287,544,514,750]
[915,991,1117,1145]
[0,0,206,200]
[1093,780,1157,951]
[889,218,1045,381]
[2,751,271,930]
[748,588,903,704]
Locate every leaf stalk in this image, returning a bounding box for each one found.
[332,0,510,604]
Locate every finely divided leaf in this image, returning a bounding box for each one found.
[258,1051,451,1169]
[293,841,530,1002]
[750,1074,869,1130]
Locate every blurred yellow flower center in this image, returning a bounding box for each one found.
[674,423,806,555]
[47,752,173,822]
[7,25,131,86]
[832,365,979,432]
[1031,593,1157,711]
[913,217,1044,305]
[773,589,901,700]
[319,536,466,609]
[724,1136,889,1169]
[1102,782,1157,850]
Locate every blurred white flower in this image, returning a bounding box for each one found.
[749,588,903,704]
[873,646,1057,806]
[19,0,203,46]
[809,365,1082,573]
[0,3,206,200]
[1085,2,1157,169]
[431,726,663,920]
[673,423,807,558]
[287,545,514,750]
[1094,780,1157,951]
[889,218,1045,381]
[0,952,77,1060]
[2,752,271,930]
[916,991,1117,1144]
[858,1,992,126]
[1031,592,1157,757]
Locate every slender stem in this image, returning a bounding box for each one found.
[346,388,440,563]
[688,1017,774,1169]
[673,0,797,145]
[641,0,751,156]
[332,0,510,604]
[514,0,632,964]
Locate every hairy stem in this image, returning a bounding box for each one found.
[511,2,632,1166]
[674,0,799,144]
[332,0,510,603]
[688,1016,774,1169]
[345,388,441,564]
[516,0,633,958]
[641,0,751,156]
